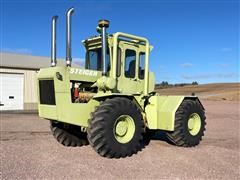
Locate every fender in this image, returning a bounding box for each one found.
[145,95,204,131]
[93,92,144,111]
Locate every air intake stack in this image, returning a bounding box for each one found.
[98,20,110,75]
[66,7,74,66]
[51,15,58,67]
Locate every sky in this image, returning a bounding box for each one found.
[0,0,239,84]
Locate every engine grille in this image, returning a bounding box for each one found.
[39,80,56,105]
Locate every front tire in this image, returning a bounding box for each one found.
[87,97,145,158]
[50,121,88,147]
[166,99,206,147]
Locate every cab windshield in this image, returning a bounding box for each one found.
[86,48,110,71]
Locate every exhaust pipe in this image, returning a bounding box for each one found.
[51,15,58,67]
[66,7,74,66]
[98,20,110,75]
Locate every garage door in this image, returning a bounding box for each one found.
[0,73,24,110]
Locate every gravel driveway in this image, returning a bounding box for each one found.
[1,100,239,179]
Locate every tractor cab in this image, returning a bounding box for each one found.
[82,33,155,95]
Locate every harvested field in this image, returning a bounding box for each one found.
[156,83,240,101]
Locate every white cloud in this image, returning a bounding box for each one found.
[2,48,32,54]
[218,63,229,68]
[158,65,165,70]
[180,63,193,68]
[221,48,232,52]
[182,73,239,80]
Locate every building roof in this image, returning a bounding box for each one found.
[0,52,80,70]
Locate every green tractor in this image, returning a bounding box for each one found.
[37,7,206,158]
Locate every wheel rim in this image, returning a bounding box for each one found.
[114,115,135,144]
[188,113,201,136]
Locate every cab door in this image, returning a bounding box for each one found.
[116,42,142,95]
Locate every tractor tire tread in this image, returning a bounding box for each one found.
[50,121,88,147]
[166,99,206,147]
[87,97,145,158]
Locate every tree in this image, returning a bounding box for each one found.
[161,81,169,86]
[192,81,198,85]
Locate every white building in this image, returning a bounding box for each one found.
[0,52,79,111]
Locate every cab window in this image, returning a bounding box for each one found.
[86,48,110,71]
[125,49,136,78]
[116,48,121,77]
[139,52,145,79]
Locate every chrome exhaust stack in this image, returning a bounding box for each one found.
[51,15,58,67]
[98,20,110,75]
[66,7,74,66]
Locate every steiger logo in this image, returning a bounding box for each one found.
[70,68,98,76]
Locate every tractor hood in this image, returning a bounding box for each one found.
[37,66,102,83]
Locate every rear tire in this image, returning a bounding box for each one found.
[87,97,145,158]
[166,99,206,147]
[50,121,88,147]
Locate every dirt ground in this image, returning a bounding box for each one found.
[0,100,239,179]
